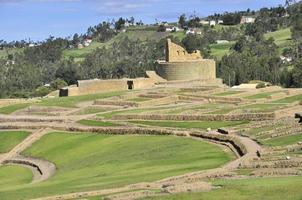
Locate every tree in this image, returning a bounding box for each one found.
[178,14,186,28]
[115,17,126,30]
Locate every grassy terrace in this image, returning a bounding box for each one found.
[128,120,248,130]
[78,119,121,127]
[143,176,302,200]
[240,103,285,112]
[127,97,152,102]
[261,133,302,147]
[244,91,282,100]
[98,106,178,119]
[272,94,302,104]
[213,91,242,96]
[0,131,30,153]
[0,103,30,114]
[0,132,234,199]
[38,91,125,108]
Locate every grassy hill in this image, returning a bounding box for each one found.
[63,30,170,62]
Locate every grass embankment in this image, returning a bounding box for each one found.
[0,103,30,114]
[78,119,121,127]
[129,121,248,130]
[142,176,302,200]
[38,91,125,108]
[0,131,30,153]
[0,132,234,199]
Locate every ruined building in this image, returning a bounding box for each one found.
[59,39,222,97]
[156,39,221,84]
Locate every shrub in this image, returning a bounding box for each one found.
[50,78,68,90]
[33,86,51,97]
[256,82,266,89]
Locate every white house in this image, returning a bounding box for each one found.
[199,20,209,25]
[280,56,292,63]
[209,20,216,26]
[240,16,256,24]
[83,38,93,47]
[218,20,224,24]
[216,40,230,44]
[166,26,181,32]
[186,29,195,35]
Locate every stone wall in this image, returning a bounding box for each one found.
[157,60,216,81]
[112,113,275,121]
[166,39,202,62]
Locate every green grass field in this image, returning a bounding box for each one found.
[213,91,242,96]
[264,28,292,53]
[78,119,121,127]
[0,132,234,199]
[261,133,302,147]
[0,103,30,114]
[0,131,30,153]
[142,176,302,200]
[272,94,302,104]
[128,120,248,130]
[0,166,33,191]
[240,103,285,112]
[209,42,235,60]
[37,91,125,108]
[244,91,281,100]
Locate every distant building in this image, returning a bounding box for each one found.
[280,56,292,63]
[83,37,93,47]
[166,26,181,32]
[199,20,209,25]
[209,20,216,26]
[216,40,230,44]
[218,20,224,24]
[240,16,256,24]
[186,28,202,35]
[77,44,84,49]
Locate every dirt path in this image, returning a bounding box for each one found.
[4,155,56,184]
[0,128,56,183]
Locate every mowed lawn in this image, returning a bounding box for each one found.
[0,166,33,191]
[0,132,234,199]
[128,120,248,130]
[0,103,30,114]
[0,131,30,153]
[142,176,302,200]
[37,91,125,108]
[261,133,302,147]
[272,94,302,104]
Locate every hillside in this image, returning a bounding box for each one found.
[63,29,170,62]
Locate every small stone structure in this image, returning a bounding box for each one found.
[59,71,165,97]
[156,39,222,84]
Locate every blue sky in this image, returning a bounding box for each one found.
[0,0,285,42]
